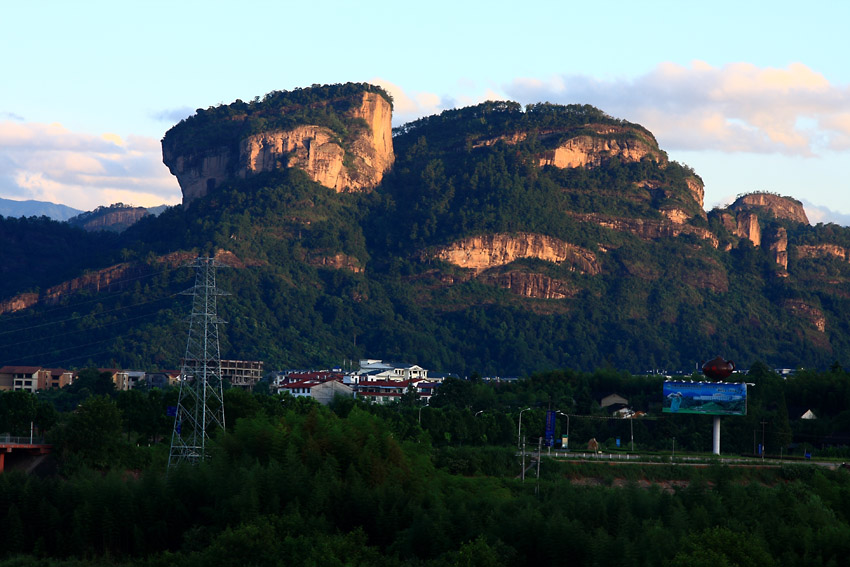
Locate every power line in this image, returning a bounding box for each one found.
[0,292,180,340]
[0,306,175,352]
[0,265,187,323]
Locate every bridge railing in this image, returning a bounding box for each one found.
[0,434,47,445]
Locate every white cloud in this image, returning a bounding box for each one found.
[504,62,850,157]
[150,106,194,125]
[801,200,850,226]
[370,78,447,125]
[0,121,181,210]
[371,77,506,126]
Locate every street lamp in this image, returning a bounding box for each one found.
[418,403,429,425]
[556,411,569,451]
[517,407,531,450]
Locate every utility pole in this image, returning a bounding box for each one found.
[536,437,542,480]
[168,257,229,469]
[761,420,767,460]
[521,437,526,482]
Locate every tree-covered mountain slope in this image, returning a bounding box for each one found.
[2,83,850,375]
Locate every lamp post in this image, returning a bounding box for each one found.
[518,407,531,451]
[556,411,569,451]
[418,403,429,425]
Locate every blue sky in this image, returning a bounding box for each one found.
[2,0,849,224]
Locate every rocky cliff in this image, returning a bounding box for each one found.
[76,207,148,232]
[537,125,667,170]
[796,244,850,262]
[479,271,578,299]
[428,233,600,275]
[0,251,240,316]
[728,193,809,225]
[163,86,394,206]
[570,213,719,248]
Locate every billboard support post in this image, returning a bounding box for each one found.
[713,416,721,455]
[663,380,747,457]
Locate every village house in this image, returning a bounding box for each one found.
[0,366,41,392]
[37,368,76,390]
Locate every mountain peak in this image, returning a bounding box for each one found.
[162,83,394,206]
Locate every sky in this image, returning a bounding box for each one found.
[2,0,849,224]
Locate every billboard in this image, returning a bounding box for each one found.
[545,410,556,447]
[663,381,747,415]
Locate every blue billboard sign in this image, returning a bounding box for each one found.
[663,381,747,416]
[545,410,556,447]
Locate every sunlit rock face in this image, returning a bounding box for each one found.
[163,91,394,206]
[429,233,600,276]
[728,193,809,225]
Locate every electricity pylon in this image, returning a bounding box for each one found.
[168,256,229,469]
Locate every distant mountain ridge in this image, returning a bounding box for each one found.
[0,197,82,221]
[67,203,170,233]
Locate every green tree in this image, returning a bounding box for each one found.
[56,395,124,470]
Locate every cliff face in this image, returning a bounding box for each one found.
[538,131,665,170]
[796,244,850,262]
[77,208,148,232]
[570,213,719,248]
[429,233,600,275]
[766,227,789,271]
[0,251,236,316]
[480,271,578,299]
[163,91,394,206]
[729,193,809,225]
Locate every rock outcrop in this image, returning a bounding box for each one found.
[479,271,578,299]
[537,125,666,170]
[306,252,364,273]
[766,227,789,271]
[429,233,600,275]
[796,243,850,262]
[570,213,719,248]
[0,251,246,316]
[729,193,809,225]
[77,207,148,232]
[67,204,156,233]
[0,292,39,315]
[163,89,394,206]
[784,299,826,332]
[718,211,762,247]
[685,177,705,209]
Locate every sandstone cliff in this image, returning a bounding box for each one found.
[729,193,809,225]
[163,87,394,206]
[796,244,850,262]
[68,204,155,233]
[0,250,249,316]
[428,233,600,275]
[766,227,789,271]
[570,213,719,248]
[77,207,148,232]
[479,271,578,299]
[537,126,667,170]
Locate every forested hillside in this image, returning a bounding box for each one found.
[2,83,850,374]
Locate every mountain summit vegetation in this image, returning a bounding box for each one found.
[2,83,850,374]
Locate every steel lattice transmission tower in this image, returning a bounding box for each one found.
[168,256,229,469]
